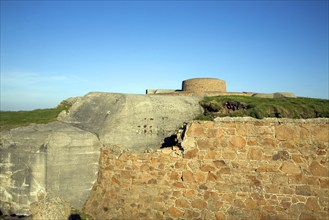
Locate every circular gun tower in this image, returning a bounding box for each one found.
[182,78,226,96]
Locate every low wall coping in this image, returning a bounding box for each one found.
[211,116,329,124]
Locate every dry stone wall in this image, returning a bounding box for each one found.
[83,117,329,220]
[182,78,227,96]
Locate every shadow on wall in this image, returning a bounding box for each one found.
[161,134,178,148]
[68,214,81,220]
[161,123,186,149]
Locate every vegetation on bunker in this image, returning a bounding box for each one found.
[196,96,329,120]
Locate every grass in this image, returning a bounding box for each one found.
[196,96,329,120]
[1,96,328,131]
[0,101,71,132]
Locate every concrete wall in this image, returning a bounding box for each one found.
[83,117,329,220]
[58,92,203,153]
[146,89,178,94]
[0,122,101,215]
[0,92,204,216]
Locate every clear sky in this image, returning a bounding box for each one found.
[1,0,328,111]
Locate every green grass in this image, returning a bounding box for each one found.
[0,101,71,132]
[196,96,329,120]
[1,96,328,131]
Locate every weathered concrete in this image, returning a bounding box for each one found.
[146,89,178,94]
[58,92,203,153]
[0,122,101,215]
[0,92,203,216]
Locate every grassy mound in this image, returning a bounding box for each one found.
[197,96,329,120]
[1,96,328,131]
[0,101,71,132]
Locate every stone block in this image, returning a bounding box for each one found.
[215,211,226,220]
[229,136,246,148]
[281,141,297,149]
[120,170,133,179]
[213,138,227,148]
[175,161,186,169]
[194,171,206,183]
[167,206,184,218]
[222,148,237,160]
[296,185,312,196]
[175,198,190,208]
[280,162,301,174]
[319,178,329,188]
[182,170,194,182]
[315,127,329,142]
[151,202,166,212]
[184,148,199,159]
[205,150,217,159]
[184,190,195,197]
[291,154,303,163]
[247,137,258,146]
[299,212,317,220]
[281,186,295,195]
[197,139,213,150]
[111,176,121,186]
[188,160,200,171]
[191,199,207,209]
[201,209,215,219]
[245,198,257,209]
[226,128,236,135]
[172,191,181,197]
[204,191,219,200]
[200,164,216,172]
[207,172,218,181]
[261,137,277,147]
[186,123,205,137]
[170,171,181,181]
[272,150,290,161]
[271,174,288,185]
[172,182,184,188]
[309,161,328,177]
[213,160,227,168]
[217,167,231,174]
[275,125,297,141]
[265,184,280,193]
[234,199,245,208]
[306,176,319,185]
[248,147,263,160]
[184,209,201,219]
[305,197,321,211]
[207,128,218,138]
[300,126,310,141]
[161,148,172,155]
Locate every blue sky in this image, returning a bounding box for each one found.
[1,0,328,110]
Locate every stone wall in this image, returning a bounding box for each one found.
[83,117,329,220]
[182,78,227,96]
